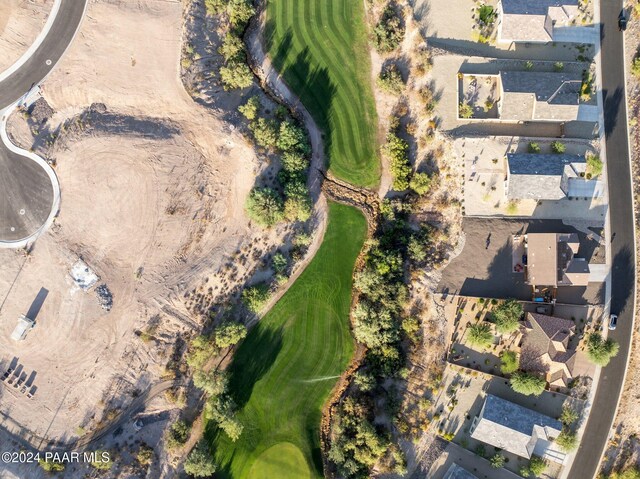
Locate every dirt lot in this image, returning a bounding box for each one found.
[0,0,291,462]
[437,217,606,304]
[0,0,52,74]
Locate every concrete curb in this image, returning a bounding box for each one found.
[0,103,61,249]
[0,0,63,82]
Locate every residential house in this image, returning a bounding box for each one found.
[470,394,566,463]
[522,232,590,287]
[521,312,580,388]
[443,463,479,479]
[496,0,581,43]
[506,153,604,201]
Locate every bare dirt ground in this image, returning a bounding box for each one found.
[0,0,52,74]
[0,1,298,475]
[599,2,640,475]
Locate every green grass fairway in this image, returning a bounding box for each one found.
[210,203,367,479]
[248,443,311,479]
[265,0,380,188]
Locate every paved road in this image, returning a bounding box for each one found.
[568,1,637,477]
[0,0,86,243]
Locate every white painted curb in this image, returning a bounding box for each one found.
[0,103,61,249]
[0,0,63,82]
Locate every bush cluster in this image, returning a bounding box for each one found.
[373,5,404,53]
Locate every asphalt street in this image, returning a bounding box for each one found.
[0,0,86,242]
[568,1,637,477]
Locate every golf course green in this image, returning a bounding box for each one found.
[265,0,380,187]
[210,202,367,478]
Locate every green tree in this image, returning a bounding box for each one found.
[528,456,547,475]
[555,429,578,452]
[186,334,215,369]
[184,440,217,477]
[219,62,253,90]
[193,369,229,396]
[492,299,523,334]
[510,371,545,396]
[283,178,312,222]
[586,333,620,366]
[490,453,505,468]
[218,33,245,63]
[277,121,310,154]
[409,172,432,195]
[245,187,284,226]
[353,371,376,392]
[214,322,247,348]
[238,96,260,120]
[586,153,603,178]
[241,283,270,312]
[226,0,255,29]
[206,397,244,441]
[466,323,493,349]
[204,0,224,16]
[281,151,309,173]
[500,350,519,374]
[165,420,191,449]
[250,118,279,148]
[271,252,288,274]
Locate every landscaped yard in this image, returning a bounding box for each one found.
[209,202,367,479]
[265,0,380,187]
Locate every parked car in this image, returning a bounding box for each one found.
[609,314,618,330]
[619,10,628,31]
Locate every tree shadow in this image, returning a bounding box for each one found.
[602,86,623,138]
[226,322,284,409]
[611,246,634,315]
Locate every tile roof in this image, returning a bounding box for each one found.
[471,395,562,458]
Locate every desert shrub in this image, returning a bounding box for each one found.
[283,179,312,222]
[560,406,579,426]
[136,445,154,466]
[524,60,534,70]
[510,371,545,396]
[586,333,619,366]
[241,283,270,312]
[556,429,578,452]
[466,323,493,349]
[383,133,411,191]
[490,454,505,468]
[39,460,65,472]
[245,187,284,226]
[632,58,640,77]
[377,64,405,94]
[500,350,519,374]
[586,153,603,177]
[238,96,260,120]
[409,172,432,195]
[226,0,255,29]
[554,61,564,72]
[551,141,566,154]
[478,5,496,24]
[492,299,523,334]
[373,6,404,53]
[459,102,473,119]
[528,142,541,153]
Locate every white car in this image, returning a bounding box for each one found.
[609,314,618,331]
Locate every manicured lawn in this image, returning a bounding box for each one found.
[265,0,380,188]
[210,202,367,479]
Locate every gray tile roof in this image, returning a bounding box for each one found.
[500,0,580,42]
[471,394,562,458]
[443,464,479,479]
[500,71,581,104]
[506,154,585,200]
